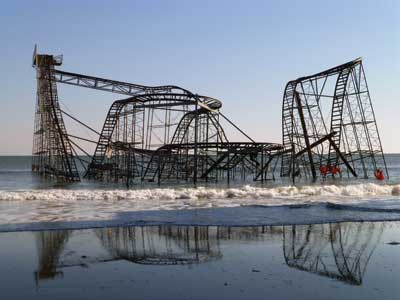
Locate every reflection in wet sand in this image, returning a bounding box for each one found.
[96,226,222,265]
[283,222,384,285]
[35,230,71,283]
[34,225,280,284]
[34,222,382,286]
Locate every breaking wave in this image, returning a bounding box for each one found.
[1,182,400,230]
[1,182,400,202]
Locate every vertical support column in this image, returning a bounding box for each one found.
[205,114,210,183]
[193,95,199,185]
[261,150,264,183]
[294,91,317,181]
[291,143,296,184]
[157,152,161,186]
[32,54,79,181]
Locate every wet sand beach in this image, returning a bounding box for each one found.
[1,221,400,300]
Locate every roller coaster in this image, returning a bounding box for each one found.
[32,46,282,185]
[32,46,388,185]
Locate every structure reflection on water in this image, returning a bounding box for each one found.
[35,230,71,283]
[283,222,383,285]
[34,222,382,286]
[95,226,223,265]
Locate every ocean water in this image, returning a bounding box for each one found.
[1,155,400,230]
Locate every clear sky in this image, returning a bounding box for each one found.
[0,0,399,154]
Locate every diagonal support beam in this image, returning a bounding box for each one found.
[328,137,357,177]
[294,91,317,181]
[295,131,336,157]
[255,149,292,181]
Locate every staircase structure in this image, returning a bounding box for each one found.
[32,50,80,181]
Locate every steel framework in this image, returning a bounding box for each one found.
[32,47,283,184]
[281,58,388,181]
[32,49,80,181]
[85,93,283,184]
[32,47,387,184]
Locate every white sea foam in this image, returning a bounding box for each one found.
[0,183,399,202]
[0,183,399,226]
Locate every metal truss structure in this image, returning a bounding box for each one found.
[32,46,388,184]
[32,47,283,184]
[32,49,80,181]
[85,94,283,184]
[281,58,388,182]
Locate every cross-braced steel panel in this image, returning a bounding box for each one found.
[32,49,80,181]
[281,58,388,181]
[32,47,283,184]
[85,93,283,185]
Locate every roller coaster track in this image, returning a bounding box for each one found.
[170,108,228,145]
[281,81,297,177]
[327,67,352,166]
[280,58,388,180]
[84,93,222,178]
[32,49,222,182]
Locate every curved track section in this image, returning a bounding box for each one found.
[32,49,281,185]
[85,93,222,179]
[281,58,388,181]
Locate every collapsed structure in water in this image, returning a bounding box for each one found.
[280,58,388,182]
[31,46,388,184]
